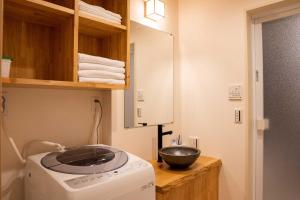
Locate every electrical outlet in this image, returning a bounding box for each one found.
[137,90,145,102]
[91,96,101,112]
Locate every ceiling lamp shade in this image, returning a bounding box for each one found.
[145,0,165,21]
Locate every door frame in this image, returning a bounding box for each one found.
[251,21,263,200]
[249,2,300,200]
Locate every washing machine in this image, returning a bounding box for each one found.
[25,145,155,200]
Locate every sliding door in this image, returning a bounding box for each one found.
[262,13,300,200]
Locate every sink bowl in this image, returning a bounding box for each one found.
[159,146,201,169]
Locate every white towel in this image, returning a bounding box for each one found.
[79,63,125,73]
[79,77,125,85]
[78,70,125,80]
[79,1,122,20]
[79,1,121,24]
[78,53,125,68]
[80,8,121,24]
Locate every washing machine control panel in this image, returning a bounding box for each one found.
[65,160,149,189]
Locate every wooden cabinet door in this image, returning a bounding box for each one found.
[156,166,220,200]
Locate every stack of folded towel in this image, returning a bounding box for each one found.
[79,0,122,24]
[78,53,126,85]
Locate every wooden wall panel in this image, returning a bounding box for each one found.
[43,0,74,9]
[78,34,102,56]
[53,18,74,81]
[3,17,54,80]
[3,15,74,81]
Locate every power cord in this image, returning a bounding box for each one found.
[89,99,103,144]
[1,122,26,164]
[1,118,65,164]
[95,99,103,144]
[1,95,65,164]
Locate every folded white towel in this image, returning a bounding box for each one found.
[78,70,125,80]
[79,53,125,68]
[79,63,125,73]
[79,77,125,85]
[80,7,121,24]
[79,1,122,20]
[79,1,122,24]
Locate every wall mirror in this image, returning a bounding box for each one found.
[125,21,174,128]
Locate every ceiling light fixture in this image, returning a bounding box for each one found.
[145,0,165,21]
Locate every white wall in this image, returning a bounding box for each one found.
[111,0,179,160]
[1,88,109,200]
[178,0,283,200]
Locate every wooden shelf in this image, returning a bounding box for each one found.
[4,0,74,28]
[6,0,74,17]
[79,11,126,38]
[2,78,126,90]
[1,0,130,90]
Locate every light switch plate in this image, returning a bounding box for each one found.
[229,85,242,100]
[137,90,144,102]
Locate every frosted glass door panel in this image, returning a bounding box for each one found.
[262,14,300,200]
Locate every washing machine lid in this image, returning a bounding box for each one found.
[41,146,128,175]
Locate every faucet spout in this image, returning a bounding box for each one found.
[157,125,173,162]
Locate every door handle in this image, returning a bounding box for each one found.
[256,119,270,131]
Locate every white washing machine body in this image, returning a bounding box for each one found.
[25,145,155,200]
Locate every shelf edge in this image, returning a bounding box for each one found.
[2,78,126,90]
[11,0,75,16]
[79,11,127,31]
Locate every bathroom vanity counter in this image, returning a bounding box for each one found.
[151,156,222,200]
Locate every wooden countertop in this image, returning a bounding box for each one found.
[151,156,222,193]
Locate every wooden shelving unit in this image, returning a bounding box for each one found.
[79,11,127,37]
[1,0,130,90]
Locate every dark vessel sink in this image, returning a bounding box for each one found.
[159,146,201,169]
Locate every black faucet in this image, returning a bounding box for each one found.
[157,124,173,162]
